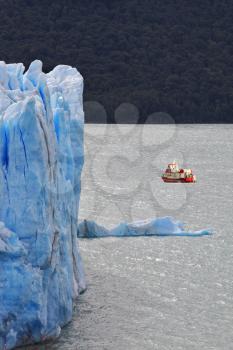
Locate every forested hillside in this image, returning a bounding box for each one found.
[1,0,233,122]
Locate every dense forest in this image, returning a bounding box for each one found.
[0,0,233,123]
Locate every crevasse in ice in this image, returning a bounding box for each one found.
[0,60,85,350]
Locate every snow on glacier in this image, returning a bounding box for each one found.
[78,217,212,238]
[0,60,85,350]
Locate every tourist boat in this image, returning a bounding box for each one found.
[162,162,196,183]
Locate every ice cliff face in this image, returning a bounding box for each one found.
[0,60,85,350]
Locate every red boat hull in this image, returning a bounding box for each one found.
[162,177,196,183]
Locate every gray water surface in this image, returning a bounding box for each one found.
[34,124,233,350]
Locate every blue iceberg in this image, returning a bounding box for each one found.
[0,60,85,349]
[78,217,212,238]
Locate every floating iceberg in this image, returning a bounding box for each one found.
[77,217,212,238]
[0,60,85,349]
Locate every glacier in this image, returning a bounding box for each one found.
[0,59,213,350]
[0,60,85,350]
[77,217,212,238]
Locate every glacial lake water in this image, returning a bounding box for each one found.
[31,124,233,350]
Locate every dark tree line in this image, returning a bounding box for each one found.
[0,0,233,123]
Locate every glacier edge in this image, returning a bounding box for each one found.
[0,60,85,350]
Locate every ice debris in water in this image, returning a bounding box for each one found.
[0,60,85,350]
[78,217,212,238]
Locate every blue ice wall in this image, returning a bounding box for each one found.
[0,60,85,350]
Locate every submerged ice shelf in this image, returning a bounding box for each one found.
[0,60,85,350]
[78,217,212,238]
